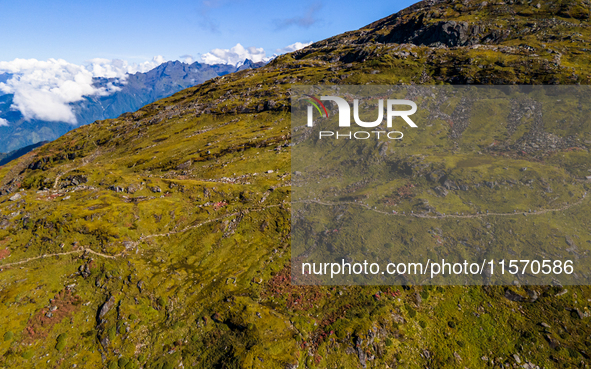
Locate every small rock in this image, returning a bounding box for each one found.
[513,354,521,364]
[109,185,125,193]
[433,186,448,197]
[9,193,21,201]
[570,308,584,319]
[127,184,140,194]
[526,289,539,302]
[504,289,526,302]
[565,236,576,248]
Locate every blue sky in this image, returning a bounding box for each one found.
[0,0,414,64]
[0,0,416,126]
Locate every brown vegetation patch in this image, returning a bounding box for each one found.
[24,289,81,340]
[262,263,327,311]
[380,183,415,206]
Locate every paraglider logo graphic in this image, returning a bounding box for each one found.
[304,95,329,118]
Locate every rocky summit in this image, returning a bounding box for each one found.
[0,0,591,368]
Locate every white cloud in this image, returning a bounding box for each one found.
[275,41,313,54]
[86,55,166,78]
[179,55,195,64]
[201,43,270,65]
[0,56,167,124]
[0,118,8,127]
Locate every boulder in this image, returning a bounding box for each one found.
[97,296,115,321]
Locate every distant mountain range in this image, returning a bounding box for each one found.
[0,59,266,155]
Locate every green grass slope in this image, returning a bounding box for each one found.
[0,0,590,367]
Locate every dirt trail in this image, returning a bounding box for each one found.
[0,203,287,269]
[0,188,584,270]
[296,192,587,219]
[141,203,284,240]
[0,248,121,269]
[53,150,102,189]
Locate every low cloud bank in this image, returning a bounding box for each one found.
[200,41,312,65]
[0,40,313,125]
[0,56,166,124]
[275,41,313,54]
[201,43,269,65]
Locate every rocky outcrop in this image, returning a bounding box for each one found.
[97,296,115,322]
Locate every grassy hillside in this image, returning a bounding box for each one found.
[0,0,590,367]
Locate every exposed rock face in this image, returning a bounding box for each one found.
[433,186,448,197]
[97,296,115,321]
[377,19,495,47]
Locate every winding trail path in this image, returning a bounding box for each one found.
[295,191,587,219]
[52,150,102,190]
[140,203,284,240]
[0,248,121,269]
[0,203,287,269]
[1,185,585,269]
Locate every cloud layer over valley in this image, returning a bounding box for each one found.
[0,57,167,124]
[0,42,311,125]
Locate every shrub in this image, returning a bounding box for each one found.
[3,331,13,341]
[404,304,416,318]
[55,333,68,351]
[118,357,129,367]
[55,339,66,351]
[420,290,429,300]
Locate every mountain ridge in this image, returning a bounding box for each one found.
[0,0,590,367]
[0,59,267,154]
